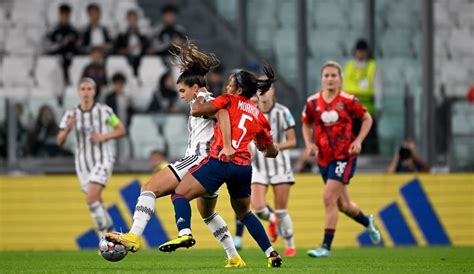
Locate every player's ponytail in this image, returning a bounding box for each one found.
[234,61,276,98]
[256,61,275,96]
[172,38,220,87]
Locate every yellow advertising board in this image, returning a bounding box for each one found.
[0,174,473,250]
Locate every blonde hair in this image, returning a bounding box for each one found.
[79,77,97,88]
[320,61,343,79]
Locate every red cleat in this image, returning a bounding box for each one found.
[267,214,279,243]
[284,247,296,257]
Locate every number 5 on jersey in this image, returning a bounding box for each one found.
[232,114,253,149]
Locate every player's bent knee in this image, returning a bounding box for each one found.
[235,210,251,221]
[323,195,338,208]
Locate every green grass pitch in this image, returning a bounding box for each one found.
[1,247,473,273]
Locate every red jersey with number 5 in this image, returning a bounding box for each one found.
[301,91,367,167]
[209,94,273,166]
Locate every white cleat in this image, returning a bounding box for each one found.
[233,236,243,251]
[307,246,331,257]
[367,214,382,244]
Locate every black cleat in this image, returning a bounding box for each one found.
[158,235,196,252]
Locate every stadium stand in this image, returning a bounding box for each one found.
[0,0,472,171]
[138,56,166,88]
[34,56,65,98]
[129,114,164,159]
[1,56,35,87]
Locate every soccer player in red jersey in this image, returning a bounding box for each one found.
[302,61,381,257]
[104,40,245,267]
[159,63,283,267]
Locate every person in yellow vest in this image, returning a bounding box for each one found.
[343,39,382,154]
[149,149,170,174]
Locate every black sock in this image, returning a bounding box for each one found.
[323,228,335,250]
[353,212,370,227]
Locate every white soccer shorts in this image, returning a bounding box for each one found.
[76,162,114,192]
[251,169,295,186]
[169,155,219,198]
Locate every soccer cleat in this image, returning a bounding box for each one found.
[267,251,283,268]
[367,214,382,244]
[233,236,243,251]
[307,246,331,257]
[225,256,246,268]
[158,235,196,252]
[105,232,141,253]
[284,247,296,257]
[267,214,279,243]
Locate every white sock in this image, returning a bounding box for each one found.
[276,209,295,249]
[89,201,114,233]
[204,212,239,259]
[130,191,156,236]
[178,229,192,237]
[255,207,276,223]
[264,246,275,257]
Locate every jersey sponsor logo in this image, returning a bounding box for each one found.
[321,110,339,124]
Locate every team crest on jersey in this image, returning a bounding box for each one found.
[336,103,345,110]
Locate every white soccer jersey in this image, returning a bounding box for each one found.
[251,102,295,180]
[59,103,117,173]
[184,92,215,157]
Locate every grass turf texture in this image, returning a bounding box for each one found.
[1,247,472,273]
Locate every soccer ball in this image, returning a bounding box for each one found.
[98,235,128,262]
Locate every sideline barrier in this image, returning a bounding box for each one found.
[0,174,472,250]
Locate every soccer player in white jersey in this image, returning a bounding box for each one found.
[57,77,126,235]
[233,83,297,256]
[105,40,244,268]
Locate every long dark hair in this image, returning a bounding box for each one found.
[171,39,220,88]
[233,61,276,98]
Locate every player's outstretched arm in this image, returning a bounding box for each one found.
[191,91,218,117]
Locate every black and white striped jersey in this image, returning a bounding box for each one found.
[251,102,296,176]
[59,103,117,172]
[185,92,215,157]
